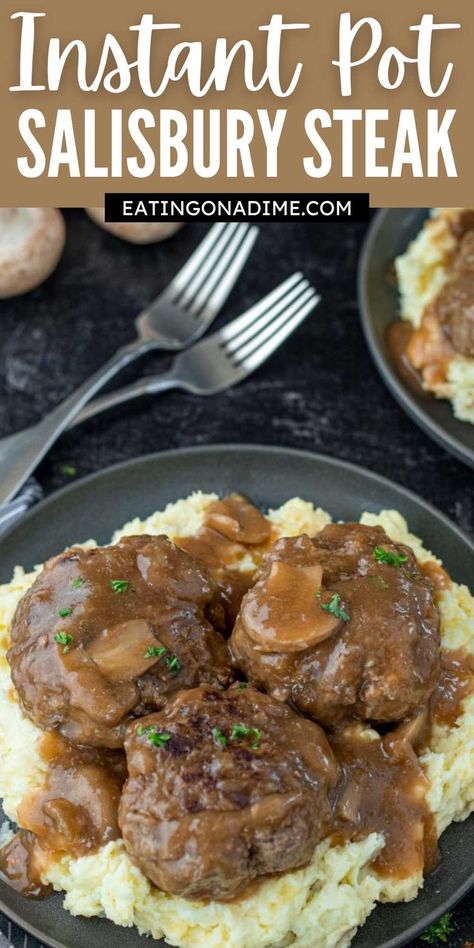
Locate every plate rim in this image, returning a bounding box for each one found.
[1,443,473,556]
[357,208,474,471]
[0,443,472,948]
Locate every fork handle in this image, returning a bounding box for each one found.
[74,372,179,425]
[0,338,157,504]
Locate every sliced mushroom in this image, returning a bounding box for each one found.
[86,209,183,244]
[87,619,163,681]
[0,208,65,298]
[205,494,271,544]
[335,780,363,823]
[241,561,340,653]
[386,707,431,753]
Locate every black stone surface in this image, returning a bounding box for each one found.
[0,209,472,947]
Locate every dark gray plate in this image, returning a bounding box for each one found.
[358,208,474,469]
[0,445,473,948]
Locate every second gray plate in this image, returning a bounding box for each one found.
[358,208,474,469]
[0,445,473,948]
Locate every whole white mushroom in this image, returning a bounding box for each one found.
[0,208,66,299]
[86,208,183,244]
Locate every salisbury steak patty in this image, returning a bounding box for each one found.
[231,524,440,727]
[8,536,233,748]
[435,228,474,358]
[119,685,339,900]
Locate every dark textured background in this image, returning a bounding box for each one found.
[0,211,472,947]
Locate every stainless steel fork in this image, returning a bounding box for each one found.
[0,223,258,504]
[76,273,320,422]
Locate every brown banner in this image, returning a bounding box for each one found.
[0,0,472,206]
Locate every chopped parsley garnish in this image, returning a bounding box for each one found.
[238,682,247,690]
[141,642,183,675]
[166,654,182,676]
[320,593,350,623]
[230,724,262,749]
[144,645,167,659]
[137,725,171,748]
[110,579,129,594]
[71,576,83,589]
[373,546,408,568]
[315,590,322,599]
[58,607,73,617]
[420,912,454,944]
[54,631,73,653]
[60,464,76,477]
[213,727,228,747]
[148,730,171,747]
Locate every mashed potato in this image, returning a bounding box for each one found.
[0,494,473,948]
[395,208,474,424]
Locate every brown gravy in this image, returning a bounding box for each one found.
[390,209,474,389]
[431,648,474,728]
[284,542,466,885]
[20,732,126,856]
[448,208,474,240]
[0,830,52,899]
[1,732,126,897]
[421,561,452,596]
[387,320,428,397]
[330,728,438,878]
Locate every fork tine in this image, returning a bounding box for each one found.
[223,278,311,353]
[187,225,259,317]
[158,223,233,302]
[173,223,247,308]
[71,277,320,421]
[239,295,319,373]
[229,287,319,361]
[220,272,305,342]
